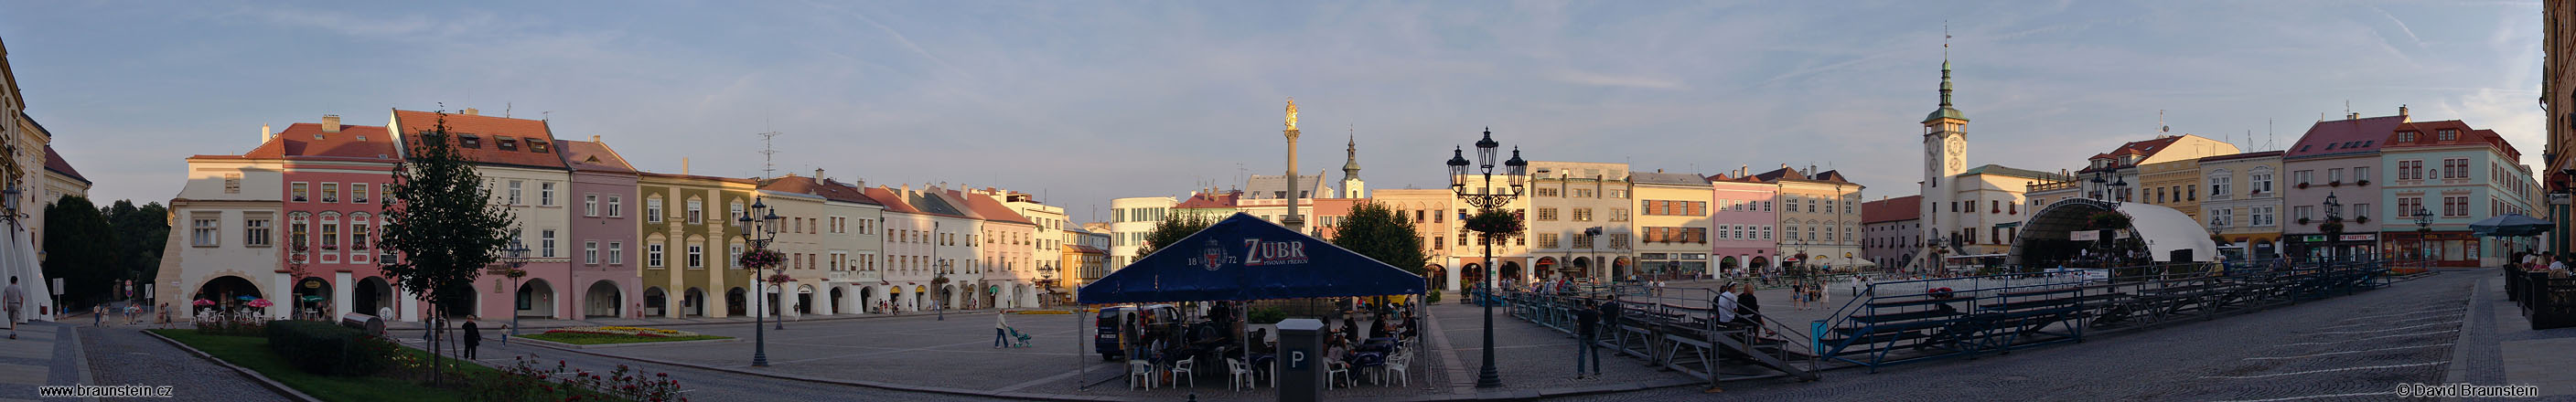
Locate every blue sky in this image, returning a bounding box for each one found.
[1,1,2545,223]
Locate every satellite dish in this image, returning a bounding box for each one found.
[2161,125,2171,132]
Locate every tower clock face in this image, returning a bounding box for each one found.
[1946,137,1964,155]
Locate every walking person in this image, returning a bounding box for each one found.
[994,310,1011,348]
[459,316,483,359]
[4,277,20,340]
[1572,298,1602,379]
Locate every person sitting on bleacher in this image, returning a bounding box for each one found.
[1714,283,1741,330]
[1735,284,1762,328]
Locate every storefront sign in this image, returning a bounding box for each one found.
[2340,234,2377,241]
[2298,235,2328,242]
[2071,231,2099,241]
[2553,193,2571,206]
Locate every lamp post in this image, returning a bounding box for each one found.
[1448,128,1524,388]
[504,239,529,336]
[2417,206,2434,271]
[2322,192,2344,263]
[738,196,782,366]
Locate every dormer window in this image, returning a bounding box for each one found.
[530,140,551,153]
[2399,132,2417,142]
[496,136,519,151]
[2438,129,2458,141]
[458,134,481,149]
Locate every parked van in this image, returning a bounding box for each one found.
[1093,304,1179,360]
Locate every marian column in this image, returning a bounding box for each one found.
[1283,98,1305,234]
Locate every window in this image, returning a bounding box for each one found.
[507,181,524,205]
[289,212,310,249]
[2327,168,2343,183]
[2399,160,2422,180]
[2399,196,2423,217]
[243,217,269,247]
[608,242,625,265]
[224,174,242,194]
[686,199,703,224]
[349,214,370,250]
[2251,171,2274,194]
[2210,175,2231,196]
[730,202,746,227]
[646,198,664,223]
[1537,233,1560,249]
[2443,158,2470,179]
[540,182,556,206]
[1572,207,1593,222]
[585,241,600,265]
[2353,166,2369,183]
[193,215,221,247]
[2399,132,2418,142]
[1611,207,1629,222]
[2444,196,2471,217]
[687,244,704,268]
[2353,204,2370,219]
[352,184,370,204]
[497,136,519,151]
[2293,170,2313,185]
[2294,206,2313,221]
[585,195,600,217]
[1535,187,1558,197]
[541,229,557,258]
[1536,207,1559,221]
[2186,185,2196,201]
[648,243,666,268]
[2251,206,2276,226]
[292,183,310,202]
[459,134,480,148]
[1763,226,1773,240]
[606,196,624,217]
[2438,129,2458,141]
[321,183,339,203]
[530,140,551,153]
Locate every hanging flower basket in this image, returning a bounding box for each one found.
[2296,183,2311,189]
[737,249,784,270]
[504,268,529,279]
[2356,179,2371,186]
[1463,210,1523,238]
[2298,217,2313,225]
[2088,212,2131,229]
[2319,221,2346,235]
[2356,216,2372,225]
[766,273,793,284]
[2328,181,2341,187]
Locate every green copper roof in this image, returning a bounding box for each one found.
[1923,58,1967,123]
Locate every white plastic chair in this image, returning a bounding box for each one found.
[1128,360,1156,389]
[1170,357,1197,388]
[1227,357,1255,391]
[1383,353,1411,386]
[1326,360,1352,389]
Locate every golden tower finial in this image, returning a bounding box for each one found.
[1284,97,1299,131]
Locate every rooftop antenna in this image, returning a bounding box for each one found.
[757,120,782,180]
[504,102,511,118]
[2158,110,2169,134]
[542,111,553,122]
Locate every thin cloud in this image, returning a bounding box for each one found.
[1550,70,1685,90]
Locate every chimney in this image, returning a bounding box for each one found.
[261,123,273,143]
[682,157,692,175]
[463,108,479,116]
[815,168,825,180]
[591,134,602,143]
[322,115,342,133]
[2347,112,2360,120]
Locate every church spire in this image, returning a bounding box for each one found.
[1923,24,1968,125]
[1341,127,1361,179]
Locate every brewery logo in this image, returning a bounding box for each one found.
[1242,238,1309,266]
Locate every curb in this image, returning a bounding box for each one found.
[142,330,323,402]
[381,309,1025,332]
[511,336,740,350]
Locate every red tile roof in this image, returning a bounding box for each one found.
[557,140,636,174]
[2086,135,2186,162]
[244,122,399,161]
[2284,115,2408,160]
[862,186,924,214]
[958,191,1034,225]
[2384,120,2523,160]
[758,175,881,206]
[2197,151,2284,163]
[391,110,566,169]
[1175,191,1240,209]
[1862,196,1921,224]
[40,145,84,184]
[1747,166,1857,185]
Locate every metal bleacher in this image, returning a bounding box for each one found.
[1503,284,1822,387]
[1810,259,2396,373]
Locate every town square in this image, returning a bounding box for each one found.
[0,2,2573,401]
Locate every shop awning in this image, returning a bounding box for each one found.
[1078,213,1424,304]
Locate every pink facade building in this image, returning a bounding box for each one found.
[1708,172,1778,277]
[261,116,404,320]
[558,138,640,318]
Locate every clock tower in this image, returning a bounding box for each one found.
[1921,56,1970,264]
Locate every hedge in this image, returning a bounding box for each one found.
[264,320,393,376]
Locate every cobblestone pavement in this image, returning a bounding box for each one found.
[393,329,1025,402]
[80,325,291,402]
[1550,270,2485,401]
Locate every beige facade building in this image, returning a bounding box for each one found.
[1525,161,1634,282]
[1631,172,1712,279]
[1755,165,1864,269]
[1368,188,1457,291]
[2139,158,2206,221]
[2199,151,2286,259]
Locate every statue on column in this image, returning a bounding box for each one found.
[1284,98,1299,131]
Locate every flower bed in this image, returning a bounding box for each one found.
[545,326,701,337]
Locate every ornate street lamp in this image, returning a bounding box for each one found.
[2322,192,2344,263]
[738,196,784,366]
[1447,128,1523,388]
[503,240,530,336]
[2417,206,2434,271]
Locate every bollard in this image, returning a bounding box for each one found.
[1275,318,1325,402]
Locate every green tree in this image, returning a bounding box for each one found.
[41,196,117,308]
[1133,211,1217,258]
[102,200,170,285]
[1330,202,1426,275]
[377,111,515,386]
